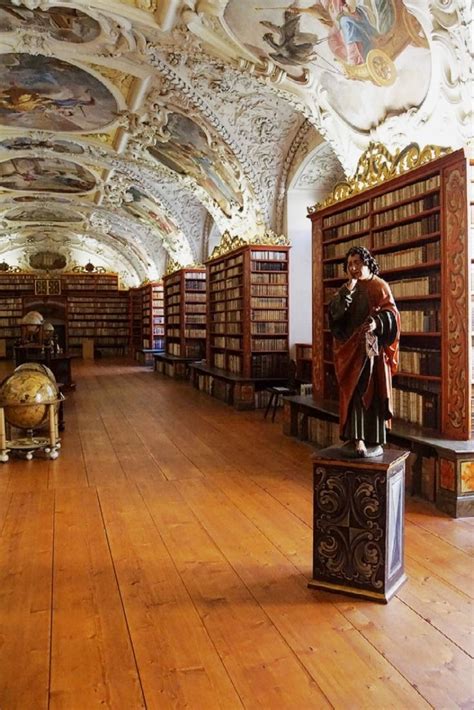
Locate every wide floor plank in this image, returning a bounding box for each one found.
[0,491,54,710]
[98,482,242,710]
[50,487,145,708]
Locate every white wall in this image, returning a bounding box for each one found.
[286,188,317,355]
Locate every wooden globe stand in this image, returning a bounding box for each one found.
[0,398,62,462]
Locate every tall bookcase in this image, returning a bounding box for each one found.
[295,343,312,383]
[308,144,472,516]
[0,274,35,356]
[63,273,129,356]
[129,287,143,354]
[163,268,206,359]
[142,282,164,351]
[206,244,290,378]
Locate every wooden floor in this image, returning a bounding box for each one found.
[0,359,473,709]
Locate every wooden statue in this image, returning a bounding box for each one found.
[328,246,400,457]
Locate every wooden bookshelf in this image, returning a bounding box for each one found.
[189,244,290,409]
[67,292,129,356]
[62,273,119,291]
[307,144,473,516]
[163,268,206,360]
[207,244,290,378]
[142,282,164,351]
[128,287,143,354]
[295,343,312,383]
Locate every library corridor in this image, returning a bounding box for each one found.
[0,359,472,709]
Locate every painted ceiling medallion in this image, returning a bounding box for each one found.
[223,0,431,132]
[29,251,67,271]
[0,2,101,43]
[4,205,84,223]
[0,54,118,132]
[0,157,96,193]
[0,136,85,155]
[148,113,244,218]
[126,187,177,236]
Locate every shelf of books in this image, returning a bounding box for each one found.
[62,274,119,292]
[0,296,23,357]
[191,243,290,409]
[308,145,473,516]
[207,244,289,377]
[128,287,143,355]
[67,292,129,356]
[295,343,312,384]
[158,268,206,378]
[0,274,35,356]
[142,282,164,351]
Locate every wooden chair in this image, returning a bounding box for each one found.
[264,360,298,422]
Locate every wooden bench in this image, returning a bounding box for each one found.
[136,348,164,366]
[153,353,200,379]
[190,362,287,410]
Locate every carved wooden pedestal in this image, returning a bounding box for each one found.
[309,447,408,603]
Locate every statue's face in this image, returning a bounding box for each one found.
[346,254,371,280]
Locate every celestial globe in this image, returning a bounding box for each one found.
[14,362,57,383]
[43,321,55,339]
[21,310,44,333]
[0,369,59,430]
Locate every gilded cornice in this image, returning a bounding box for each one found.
[308,142,452,213]
[208,228,290,260]
[165,259,204,275]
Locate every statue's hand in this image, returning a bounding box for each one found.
[362,317,376,333]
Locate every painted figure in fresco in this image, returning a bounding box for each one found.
[287,0,395,66]
[328,246,400,458]
[149,113,243,217]
[261,11,321,65]
[0,3,101,43]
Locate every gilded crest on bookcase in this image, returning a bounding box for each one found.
[209,229,290,260]
[165,259,204,275]
[308,142,452,213]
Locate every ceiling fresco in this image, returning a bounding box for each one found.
[0,54,118,132]
[4,205,84,223]
[0,2,101,43]
[148,112,244,218]
[0,0,469,286]
[0,157,96,193]
[126,187,178,236]
[223,0,431,132]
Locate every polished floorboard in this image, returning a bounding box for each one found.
[0,359,472,709]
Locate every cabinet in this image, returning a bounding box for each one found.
[308,144,472,516]
[67,292,129,356]
[142,282,164,351]
[295,343,312,383]
[128,287,143,354]
[310,146,470,440]
[206,244,290,378]
[163,268,206,359]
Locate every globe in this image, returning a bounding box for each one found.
[14,362,56,383]
[0,369,60,430]
[20,311,44,326]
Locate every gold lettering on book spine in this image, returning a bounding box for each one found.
[442,163,469,439]
[308,143,451,213]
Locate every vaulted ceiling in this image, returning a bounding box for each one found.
[0,0,470,286]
